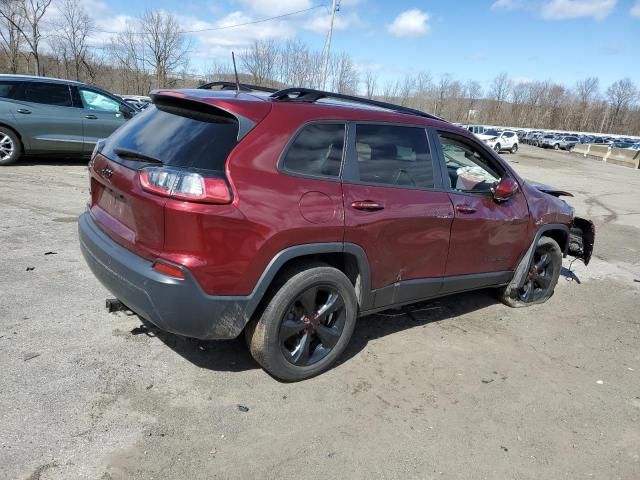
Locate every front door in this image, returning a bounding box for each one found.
[77,87,129,154]
[435,130,530,282]
[342,123,454,308]
[11,81,84,153]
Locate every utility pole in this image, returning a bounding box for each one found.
[321,0,339,90]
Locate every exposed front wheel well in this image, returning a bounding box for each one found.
[540,229,568,254]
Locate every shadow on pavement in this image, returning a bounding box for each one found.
[16,155,89,167]
[136,289,500,377]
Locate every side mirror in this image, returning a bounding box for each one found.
[119,104,134,119]
[493,177,519,203]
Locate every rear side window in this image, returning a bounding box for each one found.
[0,81,20,99]
[102,102,239,172]
[22,82,72,107]
[281,123,345,178]
[355,124,434,189]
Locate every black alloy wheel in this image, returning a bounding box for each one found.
[279,285,346,366]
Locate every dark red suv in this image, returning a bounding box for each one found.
[79,87,594,381]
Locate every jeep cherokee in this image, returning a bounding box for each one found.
[78,87,595,381]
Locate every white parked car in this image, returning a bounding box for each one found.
[477,129,519,154]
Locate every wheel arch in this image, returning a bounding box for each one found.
[244,243,373,321]
[503,223,569,297]
[0,121,26,152]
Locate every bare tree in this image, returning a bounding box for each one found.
[140,9,189,88]
[0,0,23,73]
[53,0,92,80]
[464,80,482,123]
[0,0,52,75]
[606,78,638,131]
[240,39,278,87]
[363,69,377,99]
[434,74,452,117]
[488,72,512,124]
[330,52,358,95]
[109,24,150,95]
[575,77,599,130]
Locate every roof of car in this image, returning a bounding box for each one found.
[154,88,456,130]
[0,74,86,86]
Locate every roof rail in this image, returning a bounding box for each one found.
[198,81,278,93]
[269,87,444,121]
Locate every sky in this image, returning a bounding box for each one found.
[79,0,640,90]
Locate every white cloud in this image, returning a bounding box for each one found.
[491,0,524,10]
[179,11,297,58]
[541,0,617,20]
[631,0,640,17]
[387,9,430,37]
[304,11,363,34]
[490,0,617,20]
[236,0,312,17]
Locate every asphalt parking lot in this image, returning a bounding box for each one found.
[1,145,639,480]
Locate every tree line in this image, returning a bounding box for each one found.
[1,0,638,135]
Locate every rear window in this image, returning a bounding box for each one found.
[0,81,20,99]
[102,102,239,172]
[281,123,345,178]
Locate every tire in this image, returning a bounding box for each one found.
[0,127,21,166]
[553,143,559,150]
[245,264,358,381]
[510,143,518,154]
[494,143,501,153]
[498,236,562,308]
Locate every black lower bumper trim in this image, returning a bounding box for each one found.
[78,212,250,340]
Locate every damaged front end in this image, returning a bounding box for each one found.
[568,217,595,266]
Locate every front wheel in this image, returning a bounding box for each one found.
[554,143,560,150]
[246,265,358,381]
[498,237,562,308]
[510,143,518,154]
[494,143,501,153]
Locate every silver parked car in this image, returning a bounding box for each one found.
[0,74,137,165]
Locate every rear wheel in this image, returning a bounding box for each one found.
[246,265,358,381]
[499,237,562,307]
[0,127,21,166]
[510,143,518,154]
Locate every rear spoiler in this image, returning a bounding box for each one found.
[150,90,272,141]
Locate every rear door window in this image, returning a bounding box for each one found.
[22,82,72,107]
[101,102,239,172]
[281,123,345,178]
[354,124,435,189]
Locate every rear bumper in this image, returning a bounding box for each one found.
[78,212,250,340]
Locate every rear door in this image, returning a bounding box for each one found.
[77,87,131,153]
[342,123,453,308]
[434,130,530,280]
[11,81,84,153]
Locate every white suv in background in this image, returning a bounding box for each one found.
[477,129,519,154]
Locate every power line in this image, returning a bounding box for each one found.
[91,5,326,36]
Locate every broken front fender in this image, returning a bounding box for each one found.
[568,217,595,266]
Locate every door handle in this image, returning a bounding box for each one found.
[455,204,476,214]
[351,200,384,212]
[84,114,98,120]
[16,108,31,114]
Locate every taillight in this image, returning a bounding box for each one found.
[152,260,185,279]
[139,167,231,204]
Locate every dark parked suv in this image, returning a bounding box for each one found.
[0,74,136,165]
[79,87,595,380]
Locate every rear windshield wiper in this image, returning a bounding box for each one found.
[114,148,163,164]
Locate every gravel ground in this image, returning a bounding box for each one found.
[1,145,639,480]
